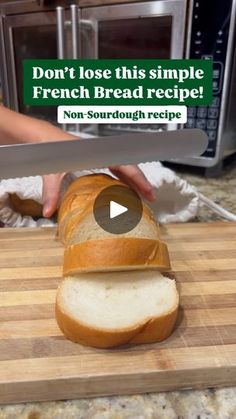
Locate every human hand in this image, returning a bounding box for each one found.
[42,165,154,218]
[42,173,66,218]
[110,165,155,202]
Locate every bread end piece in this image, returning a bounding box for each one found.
[56,272,179,348]
[9,194,43,217]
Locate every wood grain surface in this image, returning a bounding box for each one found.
[0,223,236,404]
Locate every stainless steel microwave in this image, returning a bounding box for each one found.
[0,0,236,171]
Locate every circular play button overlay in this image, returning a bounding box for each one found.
[93,185,143,235]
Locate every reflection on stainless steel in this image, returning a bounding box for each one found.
[81,1,186,137]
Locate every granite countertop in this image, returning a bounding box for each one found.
[0,388,236,419]
[0,158,236,419]
[175,157,236,223]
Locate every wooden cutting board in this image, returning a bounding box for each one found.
[0,222,236,404]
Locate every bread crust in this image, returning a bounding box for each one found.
[9,194,43,217]
[55,288,179,348]
[58,174,122,225]
[63,173,118,201]
[63,238,171,275]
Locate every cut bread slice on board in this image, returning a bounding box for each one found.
[56,271,179,348]
[63,238,171,275]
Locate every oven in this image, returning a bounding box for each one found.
[0,0,236,170]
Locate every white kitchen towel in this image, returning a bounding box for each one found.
[0,173,76,228]
[0,161,236,228]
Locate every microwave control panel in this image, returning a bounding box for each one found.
[185,0,234,158]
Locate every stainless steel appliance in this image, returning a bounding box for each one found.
[0,0,236,170]
[0,0,75,124]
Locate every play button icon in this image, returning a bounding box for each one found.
[110,201,128,219]
[93,184,143,235]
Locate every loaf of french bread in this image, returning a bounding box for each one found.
[56,174,178,348]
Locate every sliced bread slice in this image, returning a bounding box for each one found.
[56,270,179,348]
[63,238,171,275]
[67,210,160,245]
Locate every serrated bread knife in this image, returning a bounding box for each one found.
[0,129,208,179]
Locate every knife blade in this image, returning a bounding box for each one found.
[0,129,208,179]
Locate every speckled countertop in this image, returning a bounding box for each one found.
[175,157,236,222]
[0,158,236,419]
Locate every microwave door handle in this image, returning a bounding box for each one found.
[7,27,19,111]
[71,4,79,59]
[71,6,96,134]
[56,6,66,59]
[70,4,80,132]
[56,6,67,130]
[71,6,96,59]
[78,17,98,136]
